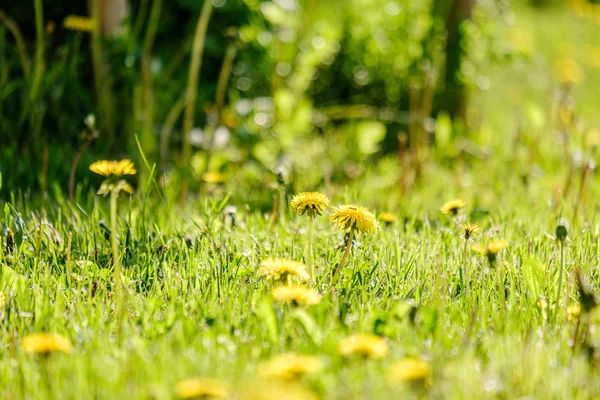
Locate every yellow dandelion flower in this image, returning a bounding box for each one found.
[567,303,581,323]
[90,160,137,177]
[379,212,397,225]
[259,353,323,380]
[271,286,321,306]
[473,240,509,264]
[63,15,96,32]
[386,358,432,386]
[290,192,330,218]
[21,333,72,355]
[555,58,583,85]
[202,171,228,184]
[329,205,379,234]
[440,199,466,215]
[259,258,309,282]
[460,223,480,241]
[338,334,389,359]
[175,377,229,399]
[241,380,318,400]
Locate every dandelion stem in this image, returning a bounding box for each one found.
[463,239,470,299]
[334,229,354,283]
[110,191,124,338]
[555,240,565,323]
[307,217,314,282]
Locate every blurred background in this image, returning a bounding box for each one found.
[0,0,599,209]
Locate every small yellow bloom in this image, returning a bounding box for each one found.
[555,58,583,85]
[473,240,509,264]
[290,192,330,218]
[338,334,389,359]
[330,205,379,234]
[90,160,137,177]
[271,286,321,306]
[379,212,397,225]
[202,172,228,184]
[0,291,6,308]
[440,199,466,215]
[386,358,432,386]
[21,333,72,355]
[241,380,318,400]
[259,258,309,282]
[175,377,229,399]
[259,353,322,380]
[567,303,581,322]
[460,223,480,241]
[63,15,96,32]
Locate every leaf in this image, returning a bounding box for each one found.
[356,120,386,155]
[256,296,279,344]
[522,255,545,300]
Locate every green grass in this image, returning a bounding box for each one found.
[3,3,600,400]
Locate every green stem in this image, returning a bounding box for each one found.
[463,239,470,299]
[110,191,123,337]
[555,241,565,323]
[334,230,354,283]
[307,217,314,282]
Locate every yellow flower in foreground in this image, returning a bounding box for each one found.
[259,353,322,380]
[21,333,72,355]
[175,377,229,399]
[330,205,379,234]
[338,334,389,359]
[241,380,318,400]
[440,199,466,215]
[63,15,95,32]
[460,223,480,241]
[259,258,309,282]
[290,192,330,218]
[89,159,137,177]
[379,212,397,225]
[271,286,321,306]
[386,358,432,386]
[202,171,228,184]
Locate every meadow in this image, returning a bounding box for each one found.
[2,0,600,399]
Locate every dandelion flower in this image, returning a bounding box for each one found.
[271,286,321,306]
[63,15,95,32]
[175,377,229,399]
[338,334,389,359]
[21,333,72,355]
[440,199,466,215]
[259,258,309,283]
[567,303,581,323]
[472,240,509,264]
[379,212,397,226]
[460,223,480,241]
[89,159,137,177]
[386,358,432,386]
[330,205,378,234]
[259,353,322,380]
[291,192,330,218]
[241,380,318,400]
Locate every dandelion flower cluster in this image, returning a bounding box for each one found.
[330,205,378,234]
[386,358,432,386]
[291,192,330,218]
[440,199,466,215]
[175,377,229,399]
[21,333,72,355]
[271,286,321,306]
[338,334,389,359]
[259,353,322,380]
